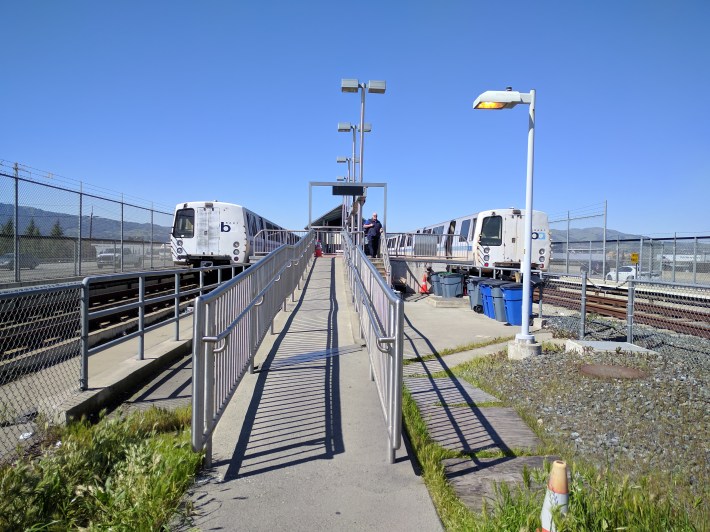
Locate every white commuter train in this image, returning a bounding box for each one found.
[388,208,551,272]
[171,201,297,267]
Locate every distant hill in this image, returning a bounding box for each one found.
[0,203,172,241]
[550,227,644,242]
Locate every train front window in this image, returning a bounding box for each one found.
[479,216,502,246]
[173,209,195,238]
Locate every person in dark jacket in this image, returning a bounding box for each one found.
[363,212,383,257]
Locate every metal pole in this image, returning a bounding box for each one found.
[120,196,125,273]
[80,280,90,390]
[359,85,366,183]
[517,89,536,343]
[137,275,145,359]
[672,233,677,283]
[579,271,587,339]
[616,237,620,281]
[627,280,635,343]
[14,163,20,283]
[78,185,83,276]
[693,236,698,284]
[602,199,607,278]
[566,210,570,275]
[638,237,644,279]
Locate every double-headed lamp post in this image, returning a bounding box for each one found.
[473,88,541,358]
[341,79,386,183]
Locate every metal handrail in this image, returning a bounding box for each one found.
[342,230,403,464]
[80,263,244,390]
[380,232,392,288]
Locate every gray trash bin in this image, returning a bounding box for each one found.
[485,279,508,323]
[466,276,484,313]
[439,272,464,298]
[429,272,443,296]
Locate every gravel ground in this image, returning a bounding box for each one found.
[455,319,709,497]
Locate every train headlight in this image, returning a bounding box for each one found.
[532,232,539,240]
[233,241,240,248]
[233,248,239,255]
[177,239,183,246]
[539,248,546,255]
[539,256,545,262]
[176,247,184,254]
[483,247,490,253]
[483,254,490,261]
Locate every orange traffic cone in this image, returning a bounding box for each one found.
[539,460,569,532]
[419,273,429,294]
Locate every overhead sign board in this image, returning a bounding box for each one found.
[332,185,364,196]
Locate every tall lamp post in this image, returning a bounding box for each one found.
[473,88,541,359]
[338,122,371,236]
[340,79,386,184]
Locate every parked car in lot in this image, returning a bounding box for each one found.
[605,265,660,282]
[96,248,143,269]
[0,253,40,270]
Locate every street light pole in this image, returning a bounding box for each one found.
[473,88,541,359]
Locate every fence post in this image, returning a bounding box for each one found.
[78,187,83,276]
[672,233,677,283]
[626,280,635,343]
[13,163,20,283]
[80,279,90,390]
[693,236,698,285]
[579,271,587,339]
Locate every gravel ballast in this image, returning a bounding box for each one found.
[454,323,709,494]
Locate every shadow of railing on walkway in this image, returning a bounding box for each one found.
[222,258,345,479]
[402,312,517,472]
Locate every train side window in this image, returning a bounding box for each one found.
[459,219,471,242]
[432,225,444,235]
[479,216,503,246]
[173,209,195,238]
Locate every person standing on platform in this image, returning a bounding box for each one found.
[363,212,383,257]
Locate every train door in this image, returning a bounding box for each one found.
[195,204,221,256]
[445,220,456,257]
[507,211,524,264]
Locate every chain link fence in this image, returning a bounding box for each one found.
[550,236,710,286]
[542,274,710,359]
[1,161,174,285]
[1,283,82,463]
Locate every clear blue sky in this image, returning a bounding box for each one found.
[2,1,708,236]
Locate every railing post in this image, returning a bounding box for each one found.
[204,302,215,467]
[627,280,635,343]
[579,271,587,339]
[191,297,206,457]
[80,280,90,391]
[137,275,145,360]
[174,272,181,341]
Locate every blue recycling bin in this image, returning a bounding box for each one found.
[466,276,484,313]
[439,272,464,298]
[480,283,493,317]
[500,283,534,326]
[429,272,443,296]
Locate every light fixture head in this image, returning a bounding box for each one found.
[337,122,353,132]
[336,156,348,163]
[359,123,372,132]
[472,89,531,110]
[367,80,386,94]
[341,79,360,93]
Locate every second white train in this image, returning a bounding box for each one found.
[387,208,551,272]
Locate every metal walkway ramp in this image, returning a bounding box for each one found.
[181,256,442,530]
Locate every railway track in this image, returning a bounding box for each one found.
[543,280,710,339]
[1,268,241,383]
